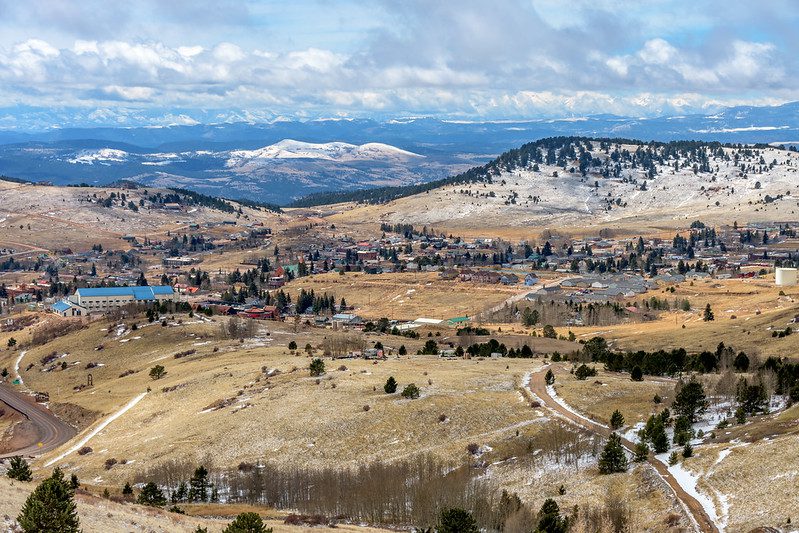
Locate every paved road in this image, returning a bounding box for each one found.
[0,383,76,459]
[527,366,719,533]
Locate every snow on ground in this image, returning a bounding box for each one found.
[546,383,609,429]
[657,453,726,531]
[46,392,148,467]
[13,350,27,385]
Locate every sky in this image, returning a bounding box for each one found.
[0,0,797,129]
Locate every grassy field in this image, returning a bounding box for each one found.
[568,276,799,360]
[283,270,530,321]
[551,365,674,427]
[4,314,546,484]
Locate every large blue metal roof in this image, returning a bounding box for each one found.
[75,285,174,300]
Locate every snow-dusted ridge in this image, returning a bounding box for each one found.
[225,139,424,166]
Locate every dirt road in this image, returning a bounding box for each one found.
[0,383,76,459]
[527,366,719,533]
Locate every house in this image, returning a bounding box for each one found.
[331,313,364,329]
[51,300,86,317]
[472,271,502,284]
[524,273,539,286]
[500,274,519,285]
[69,285,177,314]
[241,305,280,320]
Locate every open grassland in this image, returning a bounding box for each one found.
[569,276,799,360]
[283,270,530,321]
[551,366,674,427]
[679,411,799,531]
[0,476,390,533]
[8,315,545,483]
[0,181,283,254]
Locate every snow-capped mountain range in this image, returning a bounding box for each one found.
[4,101,799,204]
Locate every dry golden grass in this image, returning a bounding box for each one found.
[568,276,799,360]
[283,270,530,321]
[680,428,799,531]
[551,366,674,427]
[9,315,546,483]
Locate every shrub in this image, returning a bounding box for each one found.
[309,358,325,377]
[401,383,421,399]
[7,456,32,481]
[574,364,597,380]
[149,365,166,380]
[223,512,271,533]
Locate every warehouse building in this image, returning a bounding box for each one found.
[68,285,177,313]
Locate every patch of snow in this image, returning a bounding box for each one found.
[46,392,147,467]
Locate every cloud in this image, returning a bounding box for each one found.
[0,1,797,126]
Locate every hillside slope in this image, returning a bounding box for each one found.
[326,137,799,236]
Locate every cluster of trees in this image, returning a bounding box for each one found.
[584,337,752,377]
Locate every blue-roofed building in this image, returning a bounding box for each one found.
[69,285,177,314]
[51,300,86,317]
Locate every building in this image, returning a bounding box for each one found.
[51,300,86,317]
[69,285,177,313]
[776,267,798,286]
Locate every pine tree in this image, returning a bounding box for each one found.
[189,466,210,502]
[610,410,625,430]
[652,420,670,454]
[672,378,708,423]
[537,498,569,533]
[17,468,80,533]
[7,456,32,482]
[703,303,714,321]
[545,369,555,385]
[384,376,398,394]
[630,365,643,381]
[598,433,628,474]
[122,482,134,497]
[437,508,478,533]
[398,345,407,356]
[138,482,167,506]
[634,441,650,462]
[309,358,325,377]
[223,512,271,533]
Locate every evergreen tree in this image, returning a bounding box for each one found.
[7,456,32,482]
[17,468,80,533]
[610,410,625,430]
[630,365,643,381]
[598,433,628,474]
[672,378,708,423]
[384,376,398,394]
[437,508,478,533]
[189,466,210,502]
[398,345,407,356]
[309,358,325,376]
[401,383,421,399]
[703,303,714,321]
[545,369,555,386]
[652,420,670,453]
[223,512,271,533]
[633,441,650,462]
[536,498,569,533]
[138,482,167,506]
[122,482,134,497]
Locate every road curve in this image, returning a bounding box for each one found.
[0,383,76,459]
[527,366,719,533]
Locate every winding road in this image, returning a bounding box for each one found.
[0,383,76,459]
[526,366,719,533]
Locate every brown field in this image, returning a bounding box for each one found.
[551,365,675,427]
[5,315,546,483]
[283,270,531,321]
[567,276,799,359]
